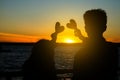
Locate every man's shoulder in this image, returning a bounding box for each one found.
[106,41,120,47]
[105,42,120,54]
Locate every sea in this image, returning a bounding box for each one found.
[0,42,120,80]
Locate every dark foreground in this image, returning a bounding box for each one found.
[0,42,120,80]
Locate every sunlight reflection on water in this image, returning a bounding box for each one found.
[55,45,81,69]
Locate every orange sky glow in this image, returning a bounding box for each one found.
[0,0,120,43]
[0,31,120,43]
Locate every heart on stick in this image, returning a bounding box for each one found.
[66,19,77,30]
[55,22,64,33]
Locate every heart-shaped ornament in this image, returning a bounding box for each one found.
[55,22,64,33]
[66,19,77,30]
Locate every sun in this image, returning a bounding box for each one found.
[64,39,75,43]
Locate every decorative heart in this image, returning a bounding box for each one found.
[66,19,77,29]
[55,22,64,33]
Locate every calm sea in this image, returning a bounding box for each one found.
[0,43,81,72]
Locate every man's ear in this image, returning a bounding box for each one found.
[100,25,107,33]
[103,25,107,32]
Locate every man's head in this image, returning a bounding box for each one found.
[84,9,107,38]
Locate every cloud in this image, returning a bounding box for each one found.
[0,32,48,43]
[106,37,120,43]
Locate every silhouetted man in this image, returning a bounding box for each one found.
[72,9,118,80]
[22,22,64,80]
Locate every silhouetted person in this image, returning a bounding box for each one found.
[71,9,118,80]
[22,22,64,80]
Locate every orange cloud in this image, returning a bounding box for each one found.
[106,37,120,43]
[0,32,49,43]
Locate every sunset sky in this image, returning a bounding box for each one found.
[0,0,120,43]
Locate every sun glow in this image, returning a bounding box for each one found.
[64,39,75,43]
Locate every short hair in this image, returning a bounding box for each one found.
[84,9,107,26]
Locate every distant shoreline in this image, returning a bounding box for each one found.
[0,42,120,47]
